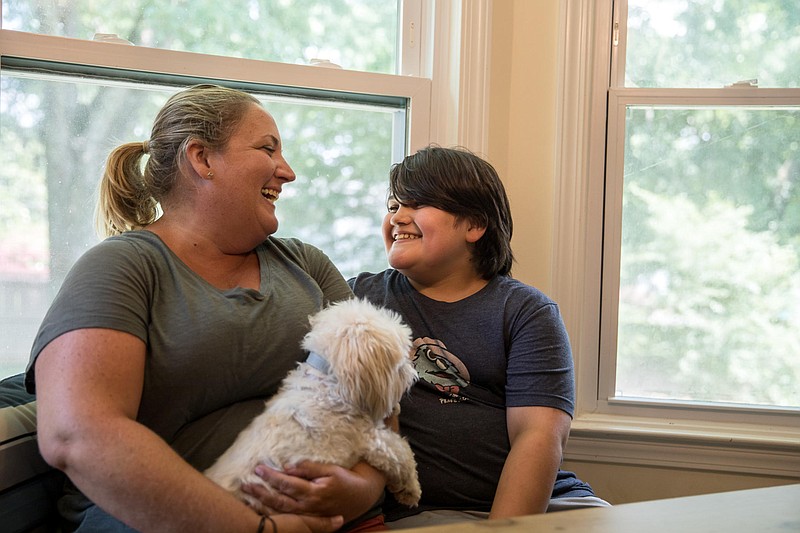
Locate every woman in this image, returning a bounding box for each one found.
[27,85,383,532]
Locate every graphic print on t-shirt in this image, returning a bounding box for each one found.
[411,337,470,402]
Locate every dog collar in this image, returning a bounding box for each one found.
[305,351,331,374]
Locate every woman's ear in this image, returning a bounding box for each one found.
[185,138,213,180]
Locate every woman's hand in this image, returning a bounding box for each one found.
[243,461,385,523]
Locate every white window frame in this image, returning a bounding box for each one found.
[0,30,431,157]
[553,0,800,478]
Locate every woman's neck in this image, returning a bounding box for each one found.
[145,218,261,290]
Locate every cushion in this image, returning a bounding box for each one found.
[0,373,63,533]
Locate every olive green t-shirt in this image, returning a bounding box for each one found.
[27,230,353,466]
[27,231,354,530]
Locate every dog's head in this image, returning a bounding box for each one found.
[301,298,417,421]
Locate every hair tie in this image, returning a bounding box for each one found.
[142,140,150,154]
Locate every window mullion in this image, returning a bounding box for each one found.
[399,0,423,77]
[598,87,627,408]
[610,87,800,106]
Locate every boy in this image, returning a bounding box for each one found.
[349,146,608,528]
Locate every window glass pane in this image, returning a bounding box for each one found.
[625,0,800,88]
[0,72,393,377]
[616,105,800,408]
[1,0,399,74]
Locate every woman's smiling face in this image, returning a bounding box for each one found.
[206,104,296,245]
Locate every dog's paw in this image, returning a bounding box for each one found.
[392,479,422,507]
[239,491,273,515]
[233,478,280,516]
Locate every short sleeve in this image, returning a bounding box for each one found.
[26,237,153,392]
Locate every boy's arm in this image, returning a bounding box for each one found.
[489,406,571,519]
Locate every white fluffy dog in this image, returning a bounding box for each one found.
[205,298,421,514]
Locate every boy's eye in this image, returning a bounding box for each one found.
[388,199,422,213]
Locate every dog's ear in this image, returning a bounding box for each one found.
[336,321,415,420]
[304,299,415,420]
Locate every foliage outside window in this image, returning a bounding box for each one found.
[1,0,399,74]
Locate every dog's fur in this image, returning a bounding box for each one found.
[205,298,421,514]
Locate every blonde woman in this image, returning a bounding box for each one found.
[28,85,384,533]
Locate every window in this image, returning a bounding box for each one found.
[607,0,799,410]
[554,0,799,474]
[0,1,445,378]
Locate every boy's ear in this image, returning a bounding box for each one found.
[185,138,213,180]
[466,224,487,243]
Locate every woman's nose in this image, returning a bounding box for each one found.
[276,156,296,182]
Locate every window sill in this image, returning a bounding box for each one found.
[566,413,800,478]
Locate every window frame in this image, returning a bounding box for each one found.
[0,28,431,152]
[554,0,800,478]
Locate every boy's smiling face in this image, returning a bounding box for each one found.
[382,198,484,285]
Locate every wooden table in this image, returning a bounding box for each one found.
[400,483,800,532]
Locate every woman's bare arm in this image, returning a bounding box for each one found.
[35,328,341,532]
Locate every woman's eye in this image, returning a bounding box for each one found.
[262,145,276,154]
[387,203,399,213]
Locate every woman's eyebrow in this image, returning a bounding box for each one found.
[260,133,280,147]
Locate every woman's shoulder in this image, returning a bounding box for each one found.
[262,236,322,258]
[263,235,305,250]
[260,237,339,272]
[89,230,166,254]
[76,231,177,275]
[72,231,158,267]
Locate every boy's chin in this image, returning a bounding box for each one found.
[387,250,412,270]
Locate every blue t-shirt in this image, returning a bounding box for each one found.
[350,270,594,518]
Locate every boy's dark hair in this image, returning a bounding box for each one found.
[388,145,514,279]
